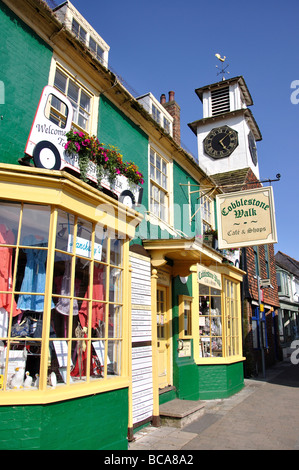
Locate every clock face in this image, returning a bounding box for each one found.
[204,125,238,159]
[248,131,257,166]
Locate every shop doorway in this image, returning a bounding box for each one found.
[156,286,171,389]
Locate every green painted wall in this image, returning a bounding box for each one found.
[0,2,53,164]
[172,275,200,401]
[173,161,201,239]
[98,95,149,244]
[197,362,244,399]
[0,388,129,450]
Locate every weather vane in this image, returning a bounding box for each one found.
[215,53,230,80]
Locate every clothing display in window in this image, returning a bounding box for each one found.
[0,224,20,317]
[17,234,54,312]
[79,264,105,329]
[55,260,80,316]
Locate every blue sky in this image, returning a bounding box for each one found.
[50,0,299,260]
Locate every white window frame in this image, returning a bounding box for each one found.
[149,146,173,226]
[152,104,161,125]
[201,194,215,233]
[48,57,99,135]
[71,17,87,44]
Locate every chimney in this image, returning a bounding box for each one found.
[168,91,175,102]
[161,91,181,146]
[160,94,166,104]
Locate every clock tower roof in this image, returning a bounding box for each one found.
[188,107,262,141]
[195,76,253,107]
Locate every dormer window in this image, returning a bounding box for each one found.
[53,2,110,68]
[89,37,105,64]
[152,104,161,125]
[211,86,230,116]
[163,117,170,134]
[71,18,87,43]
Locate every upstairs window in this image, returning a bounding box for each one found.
[253,245,260,277]
[72,18,87,44]
[89,37,105,64]
[152,105,161,125]
[277,271,290,296]
[264,245,270,279]
[53,68,91,132]
[201,195,214,233]
[150,149,169,223]
[163,117,170,134]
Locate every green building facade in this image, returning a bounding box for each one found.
[0,0,245,450]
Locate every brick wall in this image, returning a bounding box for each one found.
[162,91,181,146]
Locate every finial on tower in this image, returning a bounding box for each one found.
[215,53,230,80]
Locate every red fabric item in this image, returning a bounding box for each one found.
[79,264,105,329]
[0,224,21,317]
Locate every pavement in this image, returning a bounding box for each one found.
[129,358,299,451]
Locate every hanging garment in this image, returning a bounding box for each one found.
[17,234,54,312]
[55,260,80,316]
[0,224,20,317]
[70,326,102,378]
[79,264,105,329]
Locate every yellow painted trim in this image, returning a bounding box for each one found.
[178,295,193,339]
[193,263,244,365]
[126,243,133,429]
[151,268,159,418]
[210,264,246,282]
[0,164,143,238]
[191,266,200,361]
[0,164,141,406]
[196,356,246,365]
[0,378,130,406]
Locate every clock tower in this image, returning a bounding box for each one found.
[188,76,262,179]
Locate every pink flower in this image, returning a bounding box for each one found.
[116,168,121,174]
[78,132,85,138]
[75,142,81,152]
[64,142,70,150]
[104,156,109,162]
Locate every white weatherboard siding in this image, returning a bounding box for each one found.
[130,253,153,425]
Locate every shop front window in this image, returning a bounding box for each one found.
[0,203,124,392]
[224,279,239,356]
[198,278,241,359]
[199,286,222,357]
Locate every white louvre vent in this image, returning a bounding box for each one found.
[211,86,230,116]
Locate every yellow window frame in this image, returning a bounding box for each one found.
[0,164,142,405]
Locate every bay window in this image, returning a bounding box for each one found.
[0,201,125,393]
[198,276,242,360]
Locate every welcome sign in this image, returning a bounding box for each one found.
[216,187,277,249]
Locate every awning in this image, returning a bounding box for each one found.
[143,237,223,277]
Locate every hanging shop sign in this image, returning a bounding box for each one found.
[197,265,222,289]
[216,186,277,249]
